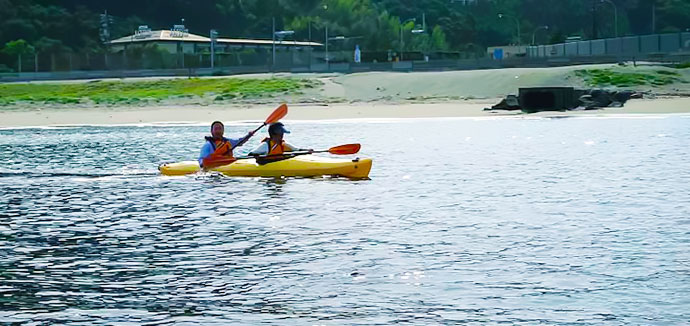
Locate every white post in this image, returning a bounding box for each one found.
[272,17,276,70]
[210,29,216,69]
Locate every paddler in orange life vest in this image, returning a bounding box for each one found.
[249,122,312,156]
[198,121,254,167]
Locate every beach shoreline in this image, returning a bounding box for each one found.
[2,64,689,127]
[1,97,689,128]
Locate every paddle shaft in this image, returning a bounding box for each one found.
[229,103,287,151]
[236,150,320,160]
[230,123,265,151]
[235,144,360,161]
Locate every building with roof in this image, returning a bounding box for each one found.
[108,25,322,54]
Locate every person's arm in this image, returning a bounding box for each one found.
[284,142,313,153]
[198,142,213,166]
[231,131,255,148]
[249,142,269,156]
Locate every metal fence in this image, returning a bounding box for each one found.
[1,35,689,82]
[0,47,483,74]
[527,32,690,59]
[7,54,687,83]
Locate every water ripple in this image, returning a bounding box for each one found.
[1,118,689,325]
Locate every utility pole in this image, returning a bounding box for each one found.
[651,1,656,33]
[272,17,276,71]
[592,0,598,39]
[210,29,217,69]
[100,10,112,69]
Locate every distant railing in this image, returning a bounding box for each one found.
[1,43,689,82]
[526,32,690,59]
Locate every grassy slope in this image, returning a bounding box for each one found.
[574,68,688,87]
[0,64,687,109]
[0,77,320,106]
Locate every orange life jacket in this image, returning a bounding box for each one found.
[263,137,287,155]
[202,136,236,168]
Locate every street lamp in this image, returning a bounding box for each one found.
[400,18,416,61]
[600,0,618,37]
[271,16,295,70]
[498,13,521,45]
[412,13,426,34]
[531,25,549,45]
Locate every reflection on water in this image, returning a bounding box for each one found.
[1,116,689,325]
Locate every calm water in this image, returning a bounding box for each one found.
[1,115,689,325]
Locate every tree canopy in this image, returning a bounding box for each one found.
[0,0,688,55]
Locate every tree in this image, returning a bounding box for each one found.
[657,0,690,32]
[2,39,34,73]
[35,37,69,71]
[430,25,448,51]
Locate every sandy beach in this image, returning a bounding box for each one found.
[0,97,689,128]
[2,64,689,127]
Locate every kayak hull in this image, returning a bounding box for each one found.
[159,155,372,178]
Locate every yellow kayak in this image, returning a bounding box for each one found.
[159,155,372,178]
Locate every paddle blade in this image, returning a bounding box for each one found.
[328,143,361,155]
[265,103,288,124]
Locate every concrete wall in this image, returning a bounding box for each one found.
[640,35,659,53]
[578,41,591,56]
[565,43,578,56]
[660,33,681,52]
[526,32,689,59]
[621,36,640,54]
[591,39,606,56]
[606,38,622,55]
[682,32,690,50]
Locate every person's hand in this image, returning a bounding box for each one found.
[248,130,255,136]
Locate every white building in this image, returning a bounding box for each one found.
[108,27,322,54]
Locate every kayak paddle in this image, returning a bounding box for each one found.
[203,103,288,169]
[235,143,361,161]
[231,103,288,151]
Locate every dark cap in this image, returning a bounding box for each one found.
[268,122,290,135]
[210,121,224,131]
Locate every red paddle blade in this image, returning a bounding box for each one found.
[328,143,361,155]
[265,103,288,124]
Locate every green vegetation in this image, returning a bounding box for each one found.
[1,0,689,65]
[0,77,320,107]
[675,62,690,69]
[575,69,683,87]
